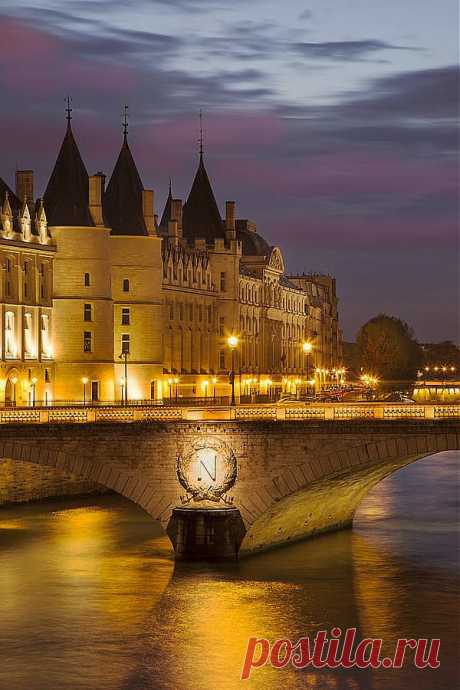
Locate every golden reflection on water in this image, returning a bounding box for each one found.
[0,453,458,690]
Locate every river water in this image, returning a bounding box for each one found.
[0,452,458,690]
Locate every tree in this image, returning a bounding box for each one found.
[356,314,422,380]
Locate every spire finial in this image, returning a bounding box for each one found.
[168,176,172,196]
[199,109,204,160]
[65,96,72,126]
[122,105,129,141]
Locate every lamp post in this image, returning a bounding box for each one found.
[174,377,179,403]
[11,376,17,406]
[302,341,313,396]
[82,376,88,405]
[227,335,239,406]
[31,377,37,406]
[212,376,217,402]
[119,349,129,405]
[168,378,173,400]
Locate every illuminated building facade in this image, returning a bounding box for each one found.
[0,116,341,404]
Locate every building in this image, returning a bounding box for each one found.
[0,114,342,404]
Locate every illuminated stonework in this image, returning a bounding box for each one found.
[0,118,342,404]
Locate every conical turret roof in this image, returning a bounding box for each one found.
[159,179,173,234]
[104,135,148,236]
[43,122,94,227]
[182,154,224,243]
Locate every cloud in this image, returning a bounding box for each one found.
[298,9,313,21]
[292,39,419,62]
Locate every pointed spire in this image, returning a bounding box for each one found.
[43,108,94,227]
[65,96,72,128]
[103,125,148,236]
[159,178,174,233]
[182,121,224,243]
[199,109,204,160]
[122,105,129,142]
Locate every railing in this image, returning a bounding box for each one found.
[0,402,458,425]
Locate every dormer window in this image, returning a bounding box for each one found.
[123,278,130,292]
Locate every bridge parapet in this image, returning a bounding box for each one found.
[0,403,458,425]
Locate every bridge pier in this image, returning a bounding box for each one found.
[167,506,246,561]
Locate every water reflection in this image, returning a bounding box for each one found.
[0,453,458,690]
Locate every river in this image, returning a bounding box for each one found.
[0,452,458,690]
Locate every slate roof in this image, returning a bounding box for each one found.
[0,178,20,213]
[43,123,94,227]
[104,135,148,236]
[182,154,224,243]
[236,226,271,257]
[158,181,173,234]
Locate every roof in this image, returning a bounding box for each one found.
[43,123,94,227]
[182,154,224,243]
[0,178,20,212]
[236,226,271,257]
[239,264,259,279]
[158,182,173,234]
[104,136,148,236]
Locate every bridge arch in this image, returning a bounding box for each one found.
[0,438,178,531]
[239,431,459,555]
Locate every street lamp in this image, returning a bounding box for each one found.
[212,376,217,402]
[174,377,179,403]
[227,335,239,406]
[31,377,37,406]
[168,377,173,400]
[119,347,129,405]
[302,341,313,396]
[82,376,88,405]
[11,376,17,406]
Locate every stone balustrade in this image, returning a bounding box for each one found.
[0,402,458,425]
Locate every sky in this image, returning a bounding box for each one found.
[0,0,458,342]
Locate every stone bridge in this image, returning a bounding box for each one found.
[0,407,458,555]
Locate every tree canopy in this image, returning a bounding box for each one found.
[356,314,422,380]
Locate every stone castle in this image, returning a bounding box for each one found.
[0,113,341,405]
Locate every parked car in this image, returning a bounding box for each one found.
[381,391,416,404]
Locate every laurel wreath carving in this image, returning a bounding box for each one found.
[177,438,237,502]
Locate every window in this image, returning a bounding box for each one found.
[199,305,203,322]
[84,272,90,287]
[24,312,33,356]
[121,308,130,325]
[189,304,193,321]
[123,279,130,292]
[220,271,226,292]
[169,303,174,320]
[121,333,130,355]
[207,305,212,324]
[45,369,50,383]
[5,311,15,358]
[83,331,92,353]
[219,351,226,370]
[84,303,92,322]
[219,316,225,336]
[24,282,28,298]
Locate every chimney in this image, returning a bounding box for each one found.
[89,172,105,226]
[15,170,34,204]
[142,189,155,235]
[225,200,236,238]
[168,219,180,246]
[170,199,183,236]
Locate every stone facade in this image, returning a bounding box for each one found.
[0,118,342,403]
